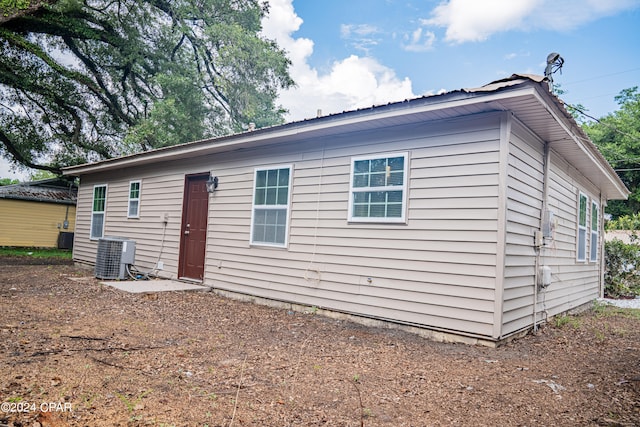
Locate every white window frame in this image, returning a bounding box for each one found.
[250,165,292,247]
[577,191,588,262]
[128,180,141,219]
[348,152,408,223]
[90,184,107,240]
[590,200,599,262]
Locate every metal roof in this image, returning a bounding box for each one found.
[0,178,77,205]
[62,74,628,200]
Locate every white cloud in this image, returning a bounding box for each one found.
[261,0,415,121]
[340,24,381,53]
[532,0,640,31]
[340,24,379,38]
[403,27,436,52]
[423,0,640,43]
[424,0,539,43]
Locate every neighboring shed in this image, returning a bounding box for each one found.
[63,74,628,345]
[0,178,77,248]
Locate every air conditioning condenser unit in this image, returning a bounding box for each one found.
[95,237,136,280]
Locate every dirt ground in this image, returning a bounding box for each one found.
[1,259,639,427]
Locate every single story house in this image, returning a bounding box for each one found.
[0,178,77,248]
[63,74,628,346]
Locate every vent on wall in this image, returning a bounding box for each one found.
[95,237,136,280]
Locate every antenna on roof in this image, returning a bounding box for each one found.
[544,52,564,92]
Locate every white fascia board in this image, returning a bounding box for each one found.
[530,90,629,200]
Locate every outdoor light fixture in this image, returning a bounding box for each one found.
[206,175,219,193]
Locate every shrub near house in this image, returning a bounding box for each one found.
[604,239,640,298]
[604,213,640,297]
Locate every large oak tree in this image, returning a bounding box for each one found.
[0,0,293,173]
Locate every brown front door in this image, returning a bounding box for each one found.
[179,174,209,280]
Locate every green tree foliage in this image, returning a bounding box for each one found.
[584,87,640,217]
[0,0,293,174]
[0,0,37,20]
[0,177,19,185]
[605,212,640,231]
[28,169,56,180]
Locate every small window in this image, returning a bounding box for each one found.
[590,200,599,262]
[348,152,408,222]
[90,184,107,239]
[577,192,587,262]
[250,166,292,247]
[128,180,141,218]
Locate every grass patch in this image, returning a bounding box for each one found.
[554,315,582,329]
[0,247,72,259]
[593,301,640,319]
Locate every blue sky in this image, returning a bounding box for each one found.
[262,0,640,122]
[2,0,639,179]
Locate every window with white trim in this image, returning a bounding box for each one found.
[577,192,587,262]
[590,200,599,262]
[90,184,107,239]
[250,166,291,246]
[128,180,141,218]
[348,152,408,222]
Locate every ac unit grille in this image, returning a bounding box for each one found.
[95,237,135,280]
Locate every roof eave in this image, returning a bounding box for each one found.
[61,76,628,201]
[62,85,541,176]
[531,87,629,201]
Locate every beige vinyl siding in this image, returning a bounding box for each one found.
[72,114,503,337]
[73,182,95,262]
[502,119,545,336]
[501,117,603,337]
[205,113,502,338]
[0,199,76,247]
[73,166,188,277]
[540,152,601,314]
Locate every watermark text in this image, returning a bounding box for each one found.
[1,401,72,413]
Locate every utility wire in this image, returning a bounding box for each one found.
[569,104,640,144]
[562,67,640,86]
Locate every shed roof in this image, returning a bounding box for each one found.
[62,74,629,200]
[0,178,77,205]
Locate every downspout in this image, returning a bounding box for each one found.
[534,141,551,331]
[533,249,539,331]
[599,193,605,298]
[493,112,510,340]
